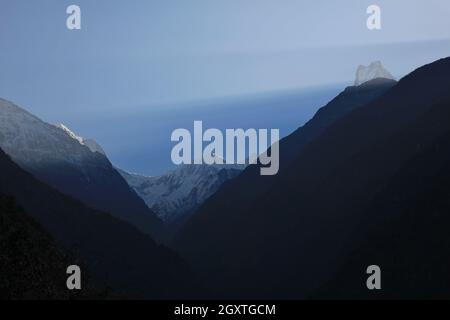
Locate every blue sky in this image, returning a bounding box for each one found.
[1,1,450,174]
[1,1,450,114]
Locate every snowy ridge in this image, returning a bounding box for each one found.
[0,98,106,169]
[58,124,84,145]
[0,98,100,169]
[57,123,106,155]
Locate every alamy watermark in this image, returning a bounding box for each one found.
[367,4,382,30]
[366,265,381,290]
[171,121,280,176]
[65,4,380,31]
[66,5,81,30]
[66,265,81,290]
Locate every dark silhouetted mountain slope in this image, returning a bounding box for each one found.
[174,78,396,254]
[0,148,197,299]
[0,194,87,299]
[175,57,450,298]
[315,100,450,299]
[282,77,397,167]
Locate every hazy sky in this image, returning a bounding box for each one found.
[1,0,450,118]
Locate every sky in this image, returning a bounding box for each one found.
[1,0,450,174]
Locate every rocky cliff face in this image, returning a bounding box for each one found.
[0,98,162,237]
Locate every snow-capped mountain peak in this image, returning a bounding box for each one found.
[354,61,395,86]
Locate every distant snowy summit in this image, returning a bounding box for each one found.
[354,61,395,86]
[118,163,244,224]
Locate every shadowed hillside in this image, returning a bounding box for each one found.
[0,195,97,299]
[0,148,199,299]
[175,57,450,299]
[315,100,450,299]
